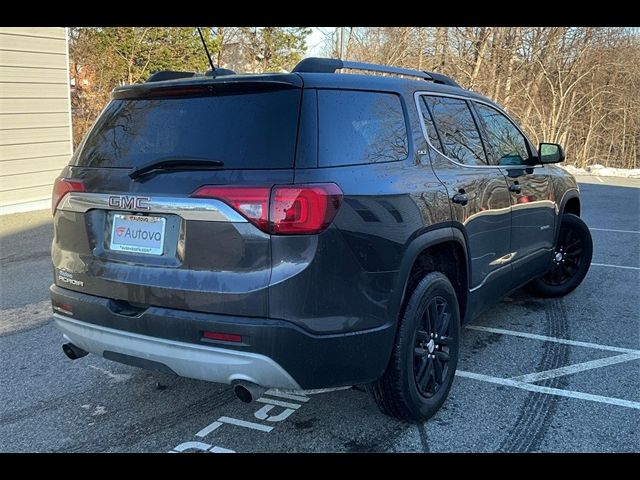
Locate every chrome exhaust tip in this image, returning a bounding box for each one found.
[233,381,266,403]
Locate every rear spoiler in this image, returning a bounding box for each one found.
[112,74,304,100]
[146,68,237,83]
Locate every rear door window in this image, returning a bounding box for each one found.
[318,90,408,167]
[421,95,487,166]
[72,87,302,169]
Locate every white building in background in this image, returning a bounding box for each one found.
[0,27,73,215]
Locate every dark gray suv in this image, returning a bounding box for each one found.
[50,57,593,421]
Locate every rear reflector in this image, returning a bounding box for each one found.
[52,300,74,316]
[191,183,343,235]
[52,178,85,214]
[202,331,243,343]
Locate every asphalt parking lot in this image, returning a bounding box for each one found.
[1,175,638,453]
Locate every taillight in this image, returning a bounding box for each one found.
[270,184,342,234]
[52,178,85,214]
[191,186,271,231]
[191,183,343,235]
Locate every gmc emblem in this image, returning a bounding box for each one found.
[108,195,150,210]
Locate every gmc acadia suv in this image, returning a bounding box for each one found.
[50,58,593,421]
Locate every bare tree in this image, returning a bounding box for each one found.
[69,27,639,169]
[342,27,640,169]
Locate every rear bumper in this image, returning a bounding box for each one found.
[50,285,395,389]
[55,314,301,389]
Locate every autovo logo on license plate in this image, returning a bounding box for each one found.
[110,214,166,256]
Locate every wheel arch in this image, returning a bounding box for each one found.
[563,195,581,217]
[556,189,581,242]
[389,225,470,329]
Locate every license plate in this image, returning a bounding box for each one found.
[109,214,166,256]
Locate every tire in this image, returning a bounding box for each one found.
[368,271,460,422]
[526,213,593,298]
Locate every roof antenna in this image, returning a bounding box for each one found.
[197,27,215,72]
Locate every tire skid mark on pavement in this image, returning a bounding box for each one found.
[379,423,415,452]
[498,298,569,452]
[56,387,238,452]
[346,387,415,453]
[0,395,63,428]
[0,371,185,429]
[0,300,52,337]
[417,423,431,453]
[0,319,52,339]
[0,363,137,427]
[339,421,408,453]
[0,250,51,266]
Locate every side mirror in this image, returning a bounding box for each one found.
[538,143,565,164]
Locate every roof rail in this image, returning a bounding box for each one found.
[428,72,461,88]
[147,71,197,82]
[292,57,460,88]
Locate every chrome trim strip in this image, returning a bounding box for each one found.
[57,192,247,222]
[469,262,511,292]
[489,252,517,266]
[469,247,553,292]
[413,91,542,171]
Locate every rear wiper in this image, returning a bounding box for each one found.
[129,157,225,181]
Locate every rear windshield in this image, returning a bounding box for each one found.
[72,87,301,169]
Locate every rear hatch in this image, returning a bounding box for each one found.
[52,75,302,317]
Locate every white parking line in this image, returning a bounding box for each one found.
[590,228,640,234]
[195,421,224,438]
[456,370,640,410]
[511,352,640,383]
[256,397,302,409]
[215,416,274,432]
[591,263,640,271]
[465,325,640,355]
[265,390,310,402]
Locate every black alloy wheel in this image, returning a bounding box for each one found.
[368,271,460,422]
[527,213,593,298]
[413,296,452,398]
[543,225,585,286]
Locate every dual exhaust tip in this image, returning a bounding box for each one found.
[63,343,266,404]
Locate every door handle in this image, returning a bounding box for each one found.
[452,190,468,206]
[509,182,522,194]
